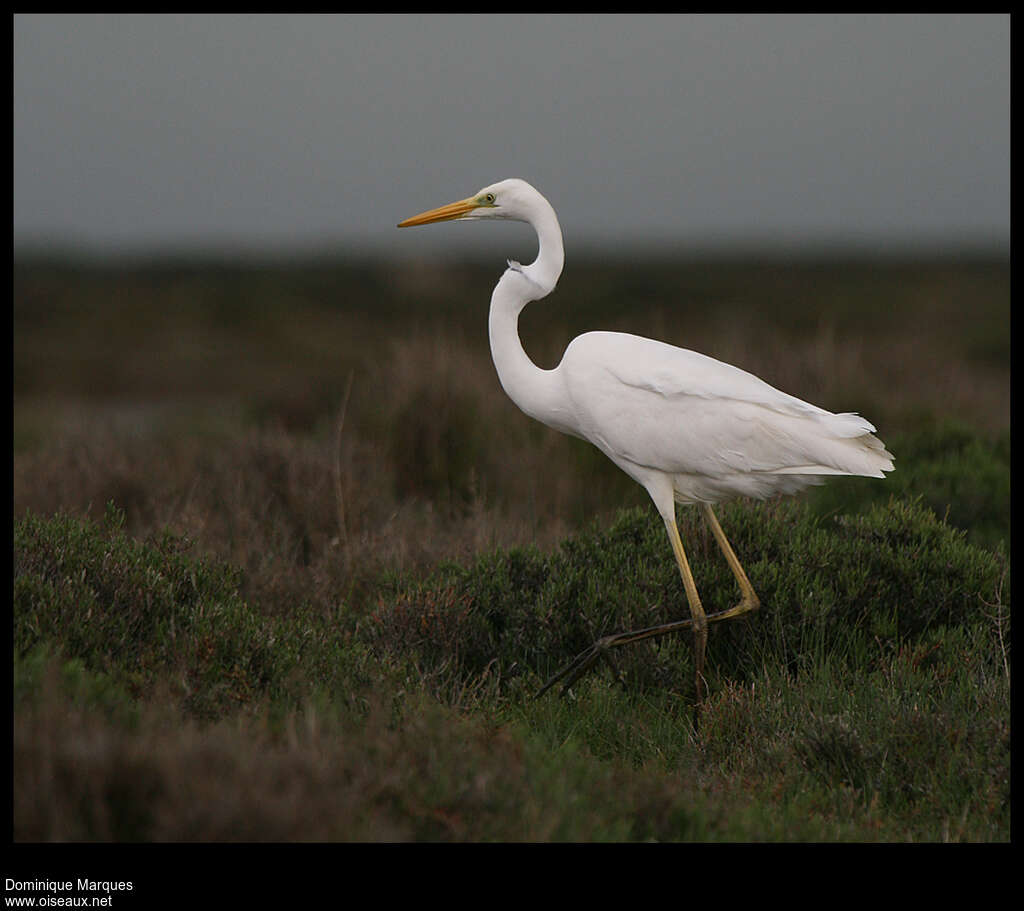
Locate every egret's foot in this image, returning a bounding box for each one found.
[535,600,759,700]
[536,634,628,699]
[715,596,760,623]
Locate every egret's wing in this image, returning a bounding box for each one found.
[559,332,892,480]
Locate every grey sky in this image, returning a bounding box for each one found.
[14,13,1010,257]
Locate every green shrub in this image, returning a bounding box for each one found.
[13,505,371,720]
[370,497,1009,699]
[807,422,1010,551]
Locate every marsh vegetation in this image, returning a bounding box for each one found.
[13,253,1009,841]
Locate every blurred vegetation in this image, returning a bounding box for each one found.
[12,252,1010,841]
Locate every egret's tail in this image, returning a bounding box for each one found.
[771,411,894,479]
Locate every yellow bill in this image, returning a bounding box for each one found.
[397,196,480,228]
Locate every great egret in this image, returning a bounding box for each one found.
[398,178,893,701]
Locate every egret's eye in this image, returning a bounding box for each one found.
[484,193,496,205]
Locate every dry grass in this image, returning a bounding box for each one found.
[13,254,1009,610]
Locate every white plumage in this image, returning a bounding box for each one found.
[399,178,893,701]
[557,330,892,504]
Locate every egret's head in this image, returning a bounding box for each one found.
[398,178,545,228]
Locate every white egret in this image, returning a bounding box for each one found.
[398,178,893,701]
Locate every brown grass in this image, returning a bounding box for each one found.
[13,255,1009,617]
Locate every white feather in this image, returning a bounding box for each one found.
[557,331,893,503]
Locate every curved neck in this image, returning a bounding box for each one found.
[487,200,572,432]
[521,195,565,295]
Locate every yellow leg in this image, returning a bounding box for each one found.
[537,504,759,702]
[699,503,760,620]
[537,512,711,701]
[664,514,708,702]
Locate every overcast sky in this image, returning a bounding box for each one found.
[13,14,1010,258]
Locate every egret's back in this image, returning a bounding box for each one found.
[556,331,894,503]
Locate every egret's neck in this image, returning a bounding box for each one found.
[487,200,574,433]
[522,199,564,295]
